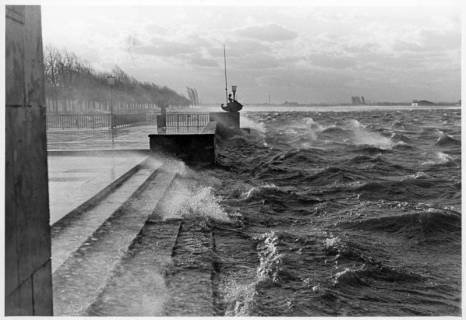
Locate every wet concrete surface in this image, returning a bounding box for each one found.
[48,153,148,224]
[51,165,161,273]
[47,124,158,150]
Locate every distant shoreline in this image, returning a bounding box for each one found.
[248,103,460,107]
[179,104,460,114]
[199,103,460,108]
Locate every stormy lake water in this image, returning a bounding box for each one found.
[47,105,461,316]
[197,106,461,316]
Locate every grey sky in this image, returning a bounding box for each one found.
[42,5,461,104]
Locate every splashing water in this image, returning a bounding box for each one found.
[162,158,189,176]
[255,231,284,283]
[345,119,393,149]
[422,151,454,165]
[161,179,230,222]
[304,117,325,131]
[241,115,266,133]
[436,152,454,163]
[241,183,279,201]
[222,231,284,316]
[303,117,326,140]
[324,236,341,251]
[223,279,257,316]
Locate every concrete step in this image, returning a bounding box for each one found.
[84,217,182,316]
[163,219,215,316]
[52,168,176,316]
[51,158,159,273]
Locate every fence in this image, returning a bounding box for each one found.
[45,99,161,114]
[46,112,158,130]
[165,113,210,128]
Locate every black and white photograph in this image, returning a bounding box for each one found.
[4,0,462,316]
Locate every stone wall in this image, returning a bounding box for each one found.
[5,5,53,315]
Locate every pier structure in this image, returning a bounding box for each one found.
[151,111,240,164]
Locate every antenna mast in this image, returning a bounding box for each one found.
[223,44,228,104]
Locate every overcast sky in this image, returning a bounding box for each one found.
[42,5,461,104]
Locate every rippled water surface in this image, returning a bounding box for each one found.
[199,107,461,316]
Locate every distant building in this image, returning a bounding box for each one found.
[411,99,435,106]
[186,87,200,106]
[283,101,300,106]
[351,96,366,105]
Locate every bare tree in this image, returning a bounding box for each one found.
[43,46,191,114]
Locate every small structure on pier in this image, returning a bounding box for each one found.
[221,86,243,112]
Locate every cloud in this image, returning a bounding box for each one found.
[257,66,352,89]
[235,24,298,42]
[308,54,357,69]
[394,30,460,52]
[145,23,168,35]
[231,52,285,70]
[208,39,270,58]
[131,37,194,56]
[189,53,219,67]
[343,42,380,54]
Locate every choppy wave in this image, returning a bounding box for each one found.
[338,209,460,239]
[305,166,367,186]
[350,145,393,154]
[435,132,460,146]
[422,151,456,166]
[332,263,423,287]
[320,126,350,136]
[390,132,411,143]
[356,178,459,201]
[241,184,280,201]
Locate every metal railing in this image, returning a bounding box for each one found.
[46,112,158,130]
[165,113,210,128]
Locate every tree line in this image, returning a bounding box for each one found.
[44,46,191,113]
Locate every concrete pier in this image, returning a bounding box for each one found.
[149,121,217,164]
[150,111,240,164]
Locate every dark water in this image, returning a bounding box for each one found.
[202,108,461,316]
